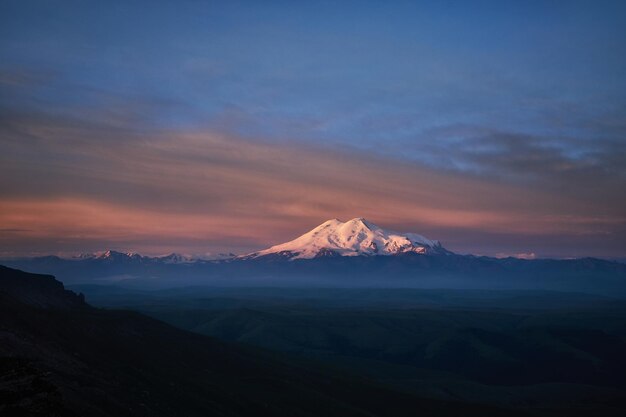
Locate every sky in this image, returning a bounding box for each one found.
[0,0,625,259]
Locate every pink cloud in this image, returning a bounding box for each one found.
[1,127,624,257]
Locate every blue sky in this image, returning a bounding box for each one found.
[3,0,625,145]
[1,0,625,258]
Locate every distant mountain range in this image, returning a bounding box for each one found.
[72,250,236,263]
[2,218,625,295]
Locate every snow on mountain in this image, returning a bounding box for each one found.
[69,250,145,261]
[63,220,445,264]
[245,218,448,260]
[157,253,195,264]
[95,250,142,260]
[71,251,236,263]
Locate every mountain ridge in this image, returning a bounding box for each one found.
[3,218,621,263]
[1,218,624,295]
[243,218,450,260]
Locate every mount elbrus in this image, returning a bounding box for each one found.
[243,218,450,259]
[2,218,625,295]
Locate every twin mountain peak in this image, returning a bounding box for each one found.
[246,217,449,260]
[76,218,448,262]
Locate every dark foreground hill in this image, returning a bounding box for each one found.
[72,285,626,416]
[0,265,519,417]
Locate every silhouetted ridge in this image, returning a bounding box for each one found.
[0,265,86,309]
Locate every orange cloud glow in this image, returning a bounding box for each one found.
[1,129,623,258]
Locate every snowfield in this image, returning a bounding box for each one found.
[245,218,447,260]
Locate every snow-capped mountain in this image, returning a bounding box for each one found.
[96,250,143,260]
[245,218,449,260]
[71,251,235,264]
[157,253,195,264]
[73,251,150,262]
[4,221,624,294]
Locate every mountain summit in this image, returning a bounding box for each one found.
[246,218,448,260]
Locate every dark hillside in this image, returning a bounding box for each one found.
[0,265,517,417]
